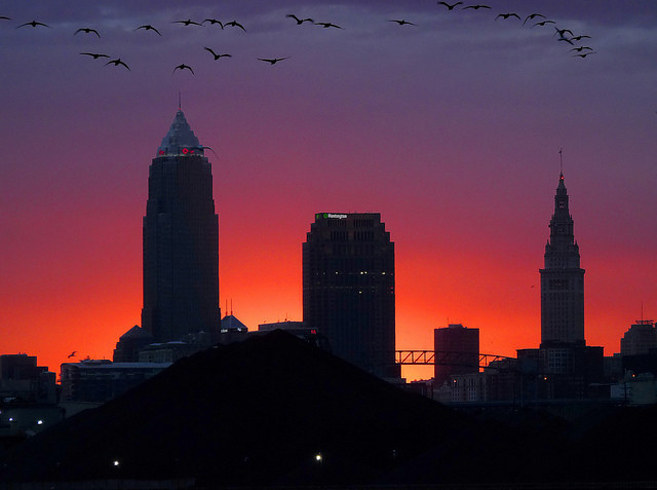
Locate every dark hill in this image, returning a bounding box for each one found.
[1,331,473,485]
[4,331,656,486]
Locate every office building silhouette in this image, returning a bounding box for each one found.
[140,110,220,342]
[303,213,398,378]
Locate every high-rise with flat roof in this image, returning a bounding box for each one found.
[303,213,398,378]
[433,324,480,386]
[141,110,220,342]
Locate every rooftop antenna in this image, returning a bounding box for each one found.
[230,299,233,316]
[559,147,564,176]
[178,90,182,110]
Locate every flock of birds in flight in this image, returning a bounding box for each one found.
[0,3,595,75]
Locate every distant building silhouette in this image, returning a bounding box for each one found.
[141,110,220,343]
[540,172,585,349]
[433,324,479,386]
[303,213,398,378]
[535,173,604,397]
[620,320,657,357]
[60,360,170,403]
[0,354,56,404]
[113,325,153,362]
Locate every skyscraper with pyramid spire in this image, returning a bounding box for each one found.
[141,110,220,342]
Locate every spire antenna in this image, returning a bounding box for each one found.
[178,91,182,110]
[559,147,564,175]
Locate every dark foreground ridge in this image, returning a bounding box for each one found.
[2,331,657,487]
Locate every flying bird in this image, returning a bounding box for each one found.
[570,45,593,52]
[388,19,416,26]
[173,19,202,27]
[80,52,110,59]
[286,14,314,24]
[463,4,491,10]
[0,16,11,20]
[258,57,288,65]
[204,47,232,60]
[203,18,224,28]
[495,13,520,21]
[558,37,574,45]
[554,27,574,37]
[522,13,545,25]
[136,24,161,35]
[437,1,463,9]
[315,22,342,29]
[573,51,596,58]
[570,34,591,41]
[17,20,50,28]
[105,58,130,70]
[75,27,100,37]
[68,351,77,358]
[532,20,555,27]
[173,63,195,74]
[224,20,245,31]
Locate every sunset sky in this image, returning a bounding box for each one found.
[0,0,655,380]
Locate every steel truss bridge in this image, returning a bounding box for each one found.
[395,350,513,368]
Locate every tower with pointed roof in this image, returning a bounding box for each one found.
[539,172,585,347]
[141,110,220,342]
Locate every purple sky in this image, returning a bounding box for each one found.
[0,1,655,378]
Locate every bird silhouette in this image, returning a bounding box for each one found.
[224,20,246,31]
[437,1,463,10]
[532,20,555,27]
[68,351,77,358]
[173,19,202,27]
[558,37,574,45]
[136,24,161,35]
[75,27,100,37]
[204,47,232,60]
[286,14,314,24]
[105,58,130,70]
[80,52,110,59]
[17,20,50,28]
[570,46,593,52]
[573,51,596,58]
[315,22,342,29]
[463,4,491,10]
[522,13,545,25]
[495,13,520,21]
[570,34,591,41]
[173,63,195,74]
[1,15,12,20]
[203,18,224,28]
[554,27,574,37]
[258,57,288,65]
[388,19,416,26]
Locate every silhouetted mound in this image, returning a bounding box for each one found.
[0,331,470,485]
[4,332,657,486]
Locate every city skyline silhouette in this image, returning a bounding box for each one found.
[0,1,655,380]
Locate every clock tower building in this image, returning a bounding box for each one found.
[539,172,585,348]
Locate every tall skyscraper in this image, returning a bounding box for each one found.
[539,172,585,348]
[303,213,398,378]
[141,110,220,342]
